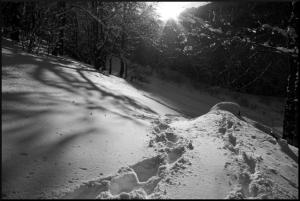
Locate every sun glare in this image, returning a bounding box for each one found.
[156,2,189,21]
[154,2,209,21]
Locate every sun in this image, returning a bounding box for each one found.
[156,2,190,21]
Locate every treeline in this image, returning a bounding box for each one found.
[1,1,297,97]
[155,1,297,97]
[1,1,161,78]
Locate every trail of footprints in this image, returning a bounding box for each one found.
[62,116,193,199]
[216,112,275,199]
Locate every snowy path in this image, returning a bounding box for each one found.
[162,135,231,199]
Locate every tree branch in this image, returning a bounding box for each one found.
[239,61,273,90]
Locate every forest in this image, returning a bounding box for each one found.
[1,1,299,199]
[2,0,298,145]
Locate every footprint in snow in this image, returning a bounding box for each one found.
[61,117,195,199]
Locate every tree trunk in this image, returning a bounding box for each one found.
[0,32,2,67]
[26,2,37,53]
[109,57,112,74]
[92,1,99,70]
[102,55,107,71]
[58,1,66,56]
[119,57,125,78]
[119,2,126,78]
[124,60,127,79]
[10,3,21,42]
[74,14,79,59]
[282,0,299,147]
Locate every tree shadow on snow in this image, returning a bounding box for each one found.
[2,38,158,198]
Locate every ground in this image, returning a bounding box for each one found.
[2,38,298,199]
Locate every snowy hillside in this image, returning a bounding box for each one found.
[62,110,298,199]
[2,38,298,199]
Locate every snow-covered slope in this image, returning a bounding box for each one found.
[61,109,298,199]
[2,38,176,199]
[2,38,298,199]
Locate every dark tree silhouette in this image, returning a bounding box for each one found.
[282,0,299,147]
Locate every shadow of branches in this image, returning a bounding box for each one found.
[2,39,158,198]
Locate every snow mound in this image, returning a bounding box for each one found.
[169,109,297,199]
[210,101,241,116]
[212,111,298,199]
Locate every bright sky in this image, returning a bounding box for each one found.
[155,2,209,21]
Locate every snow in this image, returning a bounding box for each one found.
[2,38,160,198]
[210,101,241,116]
[61,110,297,199]
[2,38,298,199]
